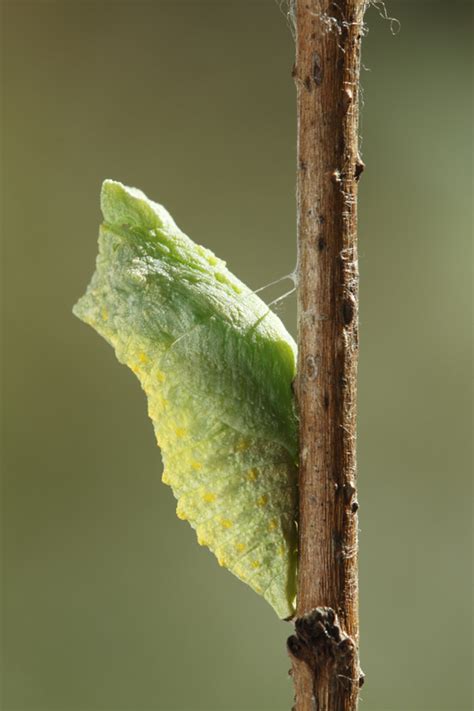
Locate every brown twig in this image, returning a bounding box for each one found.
[288,1,367,709]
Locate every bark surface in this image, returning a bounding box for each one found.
[288,1,367,709]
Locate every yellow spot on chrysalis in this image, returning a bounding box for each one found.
[176,504,187,521]
[220,518,233,529]
[257,494,268,507]
[101,308,108,321]
[191,460,202,471]
[251,560,261,569]
[235,543,246,553]
[247,468,258,481]
[236,439,250,452]
[217,551,228,567]
[174,427,187,438]
[278,545,286,558]
[138,352,149,364]
[162,470,170,484]
[156,370,165,383]
[202,492,216,503]
[196,246,218,267]
[197,530,209,546]
[268,518,278,531]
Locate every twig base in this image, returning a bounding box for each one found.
[288,608,364,710]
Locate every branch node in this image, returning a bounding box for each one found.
[287,607,361,693]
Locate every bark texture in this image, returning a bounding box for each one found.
[288,1,367,709]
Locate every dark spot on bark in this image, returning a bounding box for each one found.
[323,392,329,410]
[317,236,326,251]
[333,532,344,551]
[299,159,307,171]
[287,635,304,659]
[355,160,365,181]
[318,214,325,224]
[342,298,354,325]
[343,482,356,504]
[351,501,359,513]
[291,63,297,78]
[312,52,323,85]
[304,76,312,92]
[359,673,366,688]
[311,32,316,39]
[338,638,353,655]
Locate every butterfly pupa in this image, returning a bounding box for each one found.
[73,180,298,618]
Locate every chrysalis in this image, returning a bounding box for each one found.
[74,180,298,618]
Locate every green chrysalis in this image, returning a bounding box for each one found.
[73,180,298,618]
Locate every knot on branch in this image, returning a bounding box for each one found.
[287,607,361,691]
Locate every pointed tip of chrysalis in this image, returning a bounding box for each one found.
[101,178,147,210]
[100,178,149,228]
[100,179,179,237]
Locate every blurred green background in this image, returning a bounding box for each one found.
[1,1,472,709]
